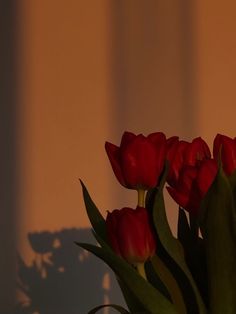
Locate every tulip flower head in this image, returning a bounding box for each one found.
[213,134,236,176]
[105,132,166,191]
[167,137,189,186]
[185,137,211,166]
[167,136,217,215]
[167,137,211,187]
[167,159,218,215]
[106,206,156,266]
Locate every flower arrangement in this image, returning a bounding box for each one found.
[76,132,236,314]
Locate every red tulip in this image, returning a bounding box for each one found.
[213,134,236,176]
[106,206,156,265]
[167,137,189,186]
[167,136,211,187]
[105,131,166,190]
[185,137,211,166]
[167,159,218,214]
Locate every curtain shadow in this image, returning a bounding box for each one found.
[110,0,196,138]
[0,0,19,313]
[15,228,126,314]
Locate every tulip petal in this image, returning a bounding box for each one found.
[197,159,218,197]
[213,133,223,160]
[120,135,161,189]
[167,136,179,149]
[117,208,150,263]
[120,131,136,148]
[213,134,236,175]
[167,140,189,186]
[185,137,211,166]
[105,142,126,186]
[167,166,200,214]
[106,132,168,190]
[166,186,190,210]
[148,132,166,146]
[148,132,167,179]
[106,207,156,265]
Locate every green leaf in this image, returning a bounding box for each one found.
[75,239,177,314]
[145,259,172,302]
[229,170,236,213]
[229,169,236,188]
[88,304,130,314]
[152,187,207,314]
[177,208,191,245]
[200,168,236,314]
[80,180,107,242]
[150,255,187,314]
[178,208,208,307]
[117,279,147,314]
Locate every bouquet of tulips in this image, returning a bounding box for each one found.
[76,132,236,314]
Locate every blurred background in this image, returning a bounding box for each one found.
[1,0,236,313]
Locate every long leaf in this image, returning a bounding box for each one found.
[145,259,172,302]
[151,255,187,314]
[178,209,208,307]
[75,241,177,314]
[117,278,147,313]
[200,168,236,314]
[152,187,207,314]
[80,180,107,242]
[88,304,130,314]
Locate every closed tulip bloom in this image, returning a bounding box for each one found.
[213,134,236,175]
[167,159,218,214]
[105,132,166,190]
[197,159,218,197]
[167,137,211,187]
[106,206,156,265]
[167,166,199,214]
[167,137,189,186]
[184,137,211,166]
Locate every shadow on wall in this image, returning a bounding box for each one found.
[15,228,125,314]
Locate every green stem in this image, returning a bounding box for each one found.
[137,189,146,207]
[189,213,198,240]
[136,262,147,280]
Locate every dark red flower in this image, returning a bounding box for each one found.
[105,131,166,190]
[213,134,236,176]
[167,137,189,186]
[167,159,218,214]
[167,136,211,187]
[106,206,156,265]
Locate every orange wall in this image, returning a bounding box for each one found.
[195,0,236,143]
[10,1,236,312]
[19,1,113,261]
[18,0,236,262]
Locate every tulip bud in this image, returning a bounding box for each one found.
[167,159,218,214]
[167,136,211,187]
[184,137,211,166]
[105,132,166,190]
[167,137,189,186]
[106,206,156,265]
[213,134,236,176]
